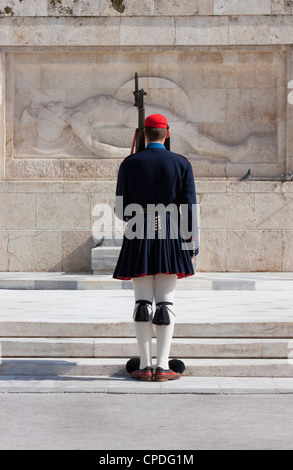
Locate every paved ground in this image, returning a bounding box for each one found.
[1,376,293,394]
[1,393,293,450]
[0,272,293,449]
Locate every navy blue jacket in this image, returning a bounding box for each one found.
[115,143,199,257]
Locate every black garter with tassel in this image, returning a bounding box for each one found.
[152,301,173,326]
[134,300,152,322]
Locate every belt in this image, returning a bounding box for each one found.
[141,206,177,215]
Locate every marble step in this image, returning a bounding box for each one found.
[1,357,293,378]
[92,247,120,275]
[1,272,293,291]
[0,337,291,359]
[1,321,293,338]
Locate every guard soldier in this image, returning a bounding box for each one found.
[113,114,199,381]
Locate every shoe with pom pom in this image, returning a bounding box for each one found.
[154,367,181,382]
[131,367,153,382]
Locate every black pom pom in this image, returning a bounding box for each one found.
[153,302,172,326]
[134,300,152,322]
[169,359,185,374]
[126,357,140,374]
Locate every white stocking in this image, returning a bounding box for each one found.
[132,274,177,370]
[155,313,175,370]
[154,274,177,370]
[133,320,153,370]
[132,276,154,370]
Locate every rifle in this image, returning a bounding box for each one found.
[131,73,147,154]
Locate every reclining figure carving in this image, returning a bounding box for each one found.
[21,94,258,161]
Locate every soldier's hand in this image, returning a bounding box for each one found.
[191,257,198,269]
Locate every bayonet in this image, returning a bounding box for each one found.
[132,73,147,153]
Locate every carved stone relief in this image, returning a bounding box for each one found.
[5,49,286,179]
[0,53,4,179]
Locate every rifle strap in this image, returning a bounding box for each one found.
[131,130,137,155]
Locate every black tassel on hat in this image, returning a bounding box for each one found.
[134,300,152,322]
[153,301,174,326]
[164,125,170,150]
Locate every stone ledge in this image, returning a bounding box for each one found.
[1,15,293,46]
[1,357,293,378]
[0,1,292,19]
[1,376,293,395]
[7,336,293,362]
[1,337,290,358]
[0,1,290,18]
[0,272,293,291]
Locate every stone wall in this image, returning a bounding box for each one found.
[1,179,293,272]
[0,0,293,272]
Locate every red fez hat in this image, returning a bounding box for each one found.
[145,114,168,129]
